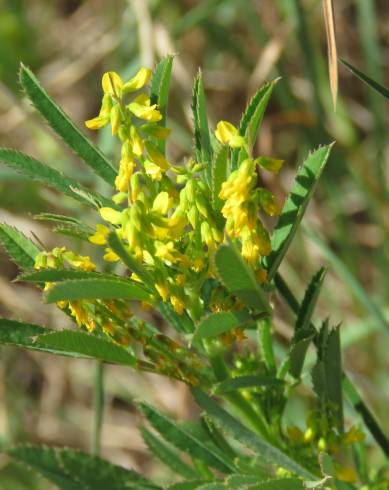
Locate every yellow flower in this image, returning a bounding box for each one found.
[123,67,152,93]
[146,142,170,170]
[170,295,185,315]
[103,248,120,262]
[344,426,365,445]
[215,120,245,148]
[155,241,180,264]
[99,207,122,225]
[64,252,96,271]
[89,224,110,245]
[128,94,162,122]
[129,126,144,156]
[144,160,163,181]
[102,71,123,97]
[155,282,169,301]
[110,104,121,135]
[335,467,357,483]
[152,192,170,215]
[85,94,112,130]
[115,156,136,192]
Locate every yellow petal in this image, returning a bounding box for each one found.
[85,115,109,130]
[99,207,122,225]
[123,67,152,93]
[89,224,110,245]
[215,120,238,144]
[144,160,163,181]
[102,71,123,96]
[103,248,120,262]
[152,191,170,214]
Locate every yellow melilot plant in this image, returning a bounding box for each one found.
[0,59,386,489]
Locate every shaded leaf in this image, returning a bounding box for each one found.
[211,144,228,212]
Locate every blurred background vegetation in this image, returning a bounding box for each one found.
[0,0,388,488]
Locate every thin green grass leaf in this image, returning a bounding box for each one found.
[340,59,389,100]
[192,71,212,178]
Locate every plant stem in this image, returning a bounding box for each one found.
[205,341,272,443]
[258,317,276,376]
[91,361,105,456]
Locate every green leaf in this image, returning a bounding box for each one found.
[139,402,234,474]
[157,302,195,334]
[194,310,251,342]
[151,55,174,116]
[0,223,40,270]
[167,482,209,490]
[265,144,334,280]
[0,318,49,347]
[341,58,389,100]
[312,324,344,433]
[295,268,326,333]
[0,319,105,360]
[214,375,283,394]
[108,232,155,291]
[214,244,270,312]
[19,269,127,284]
[19,63,117,185]
[289,268,326,379]
[0,149,111,208]
[248,478,304,490]
[8,445,159,490]
[192,388,316,481]
[192,71,213,175]
[45,278,150,303]
[141,426,198,479]
[211,144,228,212]
[37,330,136,366]
[232,80,277,169]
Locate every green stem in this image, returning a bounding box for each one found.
[205,341,273,443]
[258,317,276,375]
[91,361,105,456]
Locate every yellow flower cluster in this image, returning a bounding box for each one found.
[83,69,283,319]
[34,247,132,342]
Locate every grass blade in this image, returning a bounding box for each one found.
[340,59,389,100]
